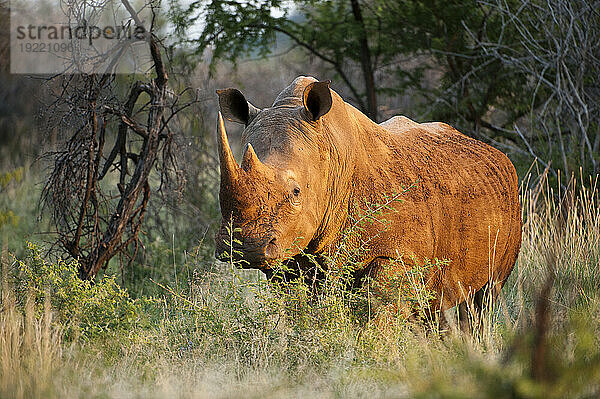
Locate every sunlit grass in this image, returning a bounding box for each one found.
[1,171,600,398]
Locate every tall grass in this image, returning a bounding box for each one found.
[511,169,600,312]
[0,282,62,398]
[1,171,600,398]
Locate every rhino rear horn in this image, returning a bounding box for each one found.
[216,88,260,125]
[217,112,239,185]
[303,80,332,121]
[241,143,265,173]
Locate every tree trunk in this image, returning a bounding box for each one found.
[350,0,377,121]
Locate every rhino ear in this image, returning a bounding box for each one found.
[303,80,332,122]
[216,88,260,125]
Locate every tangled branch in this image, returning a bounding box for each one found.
[40,0,199,279]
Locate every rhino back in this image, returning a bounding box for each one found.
[378,115,420,132]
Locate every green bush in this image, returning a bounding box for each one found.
[0,167,23,230]
[14,242,149,340]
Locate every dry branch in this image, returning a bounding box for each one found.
[41,0,198,280]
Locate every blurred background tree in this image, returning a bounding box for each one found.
[170,0,599,178]
[169,1,527,127]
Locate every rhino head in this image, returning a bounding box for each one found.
[214,77,349,271]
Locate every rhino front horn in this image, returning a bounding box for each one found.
[217,112,239,185]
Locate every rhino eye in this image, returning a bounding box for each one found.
[288,180,301,205]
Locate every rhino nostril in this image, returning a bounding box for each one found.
[264,238,279,259]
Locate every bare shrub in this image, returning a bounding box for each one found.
[40,0,200,279]
[472,0,600,177]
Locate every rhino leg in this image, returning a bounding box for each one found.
[456,281,503,334]
[364,257,443,326]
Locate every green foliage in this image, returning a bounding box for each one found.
[14,242,149,340]
[0,167,23,190]
[388,0,531,121]
[0,209,18,229]
[0,167,23,229]
[169,0,531,127]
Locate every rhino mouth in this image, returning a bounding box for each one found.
[214,236,281,269]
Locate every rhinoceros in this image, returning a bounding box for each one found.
[214,76,521,318]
